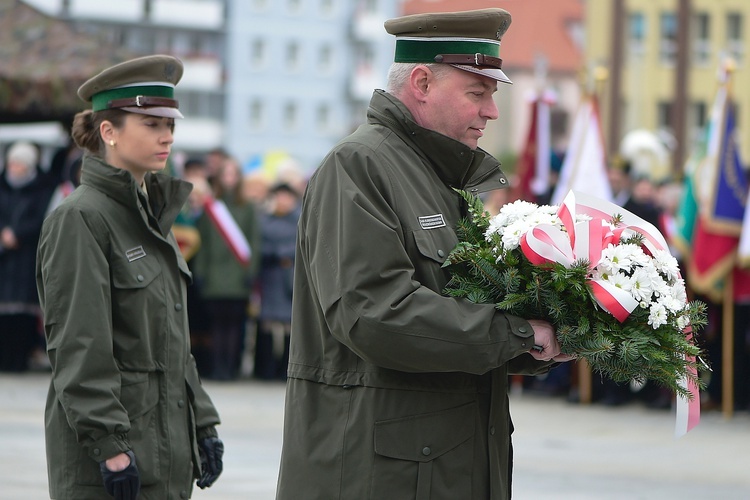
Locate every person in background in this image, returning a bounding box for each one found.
[254,182,300,380]
[204,147,228,188]
[175,157,213,376]
[36,55,223,500]
[0,141,52,372]
[194,156,261,380]
[276,9,572,500]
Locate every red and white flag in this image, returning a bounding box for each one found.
[203,197,252,266]
[551,96,612,205]
[513,90,556,202]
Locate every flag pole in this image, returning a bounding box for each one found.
[722,272,735,419]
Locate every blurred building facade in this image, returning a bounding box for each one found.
[20,0,226,154]
[587,0,750,175]
[224,0,399,173]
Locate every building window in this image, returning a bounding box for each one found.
[178,91,224,121]
[320,0,335,16]
[284,102,299,131]
[286,41,301,72]
[288,0,302,14]
[251,39,266,67]
[316,103,331,131]
[693,12,711,65]
[249,99,265,131]
[727,13,744,64]
[657,101,674,132]
[628,12,646,55]
[659,13,677,65]
[319,44,332,73]
[364,0,378,14]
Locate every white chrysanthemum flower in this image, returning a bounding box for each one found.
[651,275,672,299]
[671,278,688,303]
[630,267,655,302]
[527,209,560,227]
[662,296,685,313]
[599,244,633,274]
[619,243,650,266]
[605,271,632,291]
[648,303,668,328]
[495,200,539,227]
[501,220,531,250]
[653,249,680,281]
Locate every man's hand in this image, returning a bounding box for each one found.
[527,319,572,362]
[197,436,224,489]
[100,450,140,500]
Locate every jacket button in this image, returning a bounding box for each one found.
[518,326,527,334]
[180,491,188,499]
[178,400,185,408]
[422,447,431,456]
[490,426,496,435]
[174,303,183,311]
[437,249,445,258]
[136,275,144,282]
[93,448,101,456]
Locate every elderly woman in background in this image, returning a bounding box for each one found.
[0,141,52,372]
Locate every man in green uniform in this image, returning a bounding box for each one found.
[276,9,572,500]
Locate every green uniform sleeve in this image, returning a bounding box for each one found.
[37,208,131,461]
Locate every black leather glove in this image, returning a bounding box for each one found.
[196,436,224,489]
[100,450,140,500]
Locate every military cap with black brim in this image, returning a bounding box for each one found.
[384,8,512,84]
[78,54,185,119]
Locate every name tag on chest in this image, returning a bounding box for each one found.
[418,214,446,230]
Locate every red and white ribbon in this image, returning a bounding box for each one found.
[520,190,699,436]
[203,197,252,266]
[520,191,640,322]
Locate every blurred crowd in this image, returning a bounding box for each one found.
[0,141,302,384]
[2,139,747,412]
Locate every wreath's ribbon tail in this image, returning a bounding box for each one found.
[676,328,701,438]
[589,280,639,322]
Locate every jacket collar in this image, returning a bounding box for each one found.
[80,154,191,236]
[366,90,508,193]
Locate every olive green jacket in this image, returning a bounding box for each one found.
[37,155,221,500]
[277,90,555,500]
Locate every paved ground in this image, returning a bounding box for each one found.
[2,372,749,499]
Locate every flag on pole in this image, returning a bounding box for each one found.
[203,197,252,266]
[513,91,555,202]
[687,87,748,302]
[738,183,750,270]
[551,95,612,205]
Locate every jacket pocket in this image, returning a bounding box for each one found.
[371,402,476,500]
[110,254,165,369]
[412,226,458,265]
[120,370,162,486]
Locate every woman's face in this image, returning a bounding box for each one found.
[104,113,175,181]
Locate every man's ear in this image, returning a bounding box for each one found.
[409,65,433,103]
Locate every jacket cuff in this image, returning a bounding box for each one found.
[197,425,218,440]
[87,434,130,462]
[503,314,536,354]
